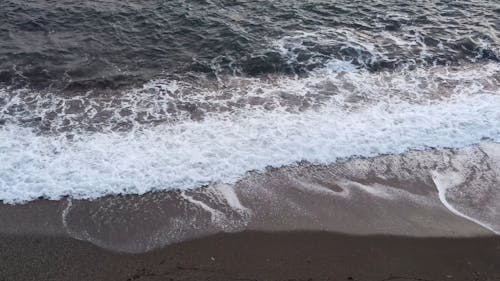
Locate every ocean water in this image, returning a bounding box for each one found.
[0,0,499,204]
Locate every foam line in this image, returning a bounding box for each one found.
[180,191,226,225]
[431,171,500,235]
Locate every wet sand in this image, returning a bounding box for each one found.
[2,144,500,253]
[1,231,500,281]
[1,145,500,280]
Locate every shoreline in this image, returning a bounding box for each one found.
[2,144,499,253]
[1,144,499,280]
[1,231,500,281]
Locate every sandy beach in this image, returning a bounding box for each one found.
[1,1,499,279]
[1,231,500,281]
[1,145,500,280]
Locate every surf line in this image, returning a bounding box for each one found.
[431,170,499,235]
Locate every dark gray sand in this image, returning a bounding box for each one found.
[3,145,500,253]
[1,231,500,281]
[2,146,500,280]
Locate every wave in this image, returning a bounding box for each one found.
[2,62,498,134]
[1,68,499,202]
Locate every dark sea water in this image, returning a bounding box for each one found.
[1,0,498,90]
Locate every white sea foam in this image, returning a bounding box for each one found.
[2,62,498,134]
[1,88,499,203]
[431,170,500,234]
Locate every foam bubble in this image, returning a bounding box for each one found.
[272,22,499,72]
[1,90,499,203]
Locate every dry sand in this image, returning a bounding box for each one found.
[1,231,500,281]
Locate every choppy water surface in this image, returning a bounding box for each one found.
[1,0,498,89]
[0,0,499,205]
